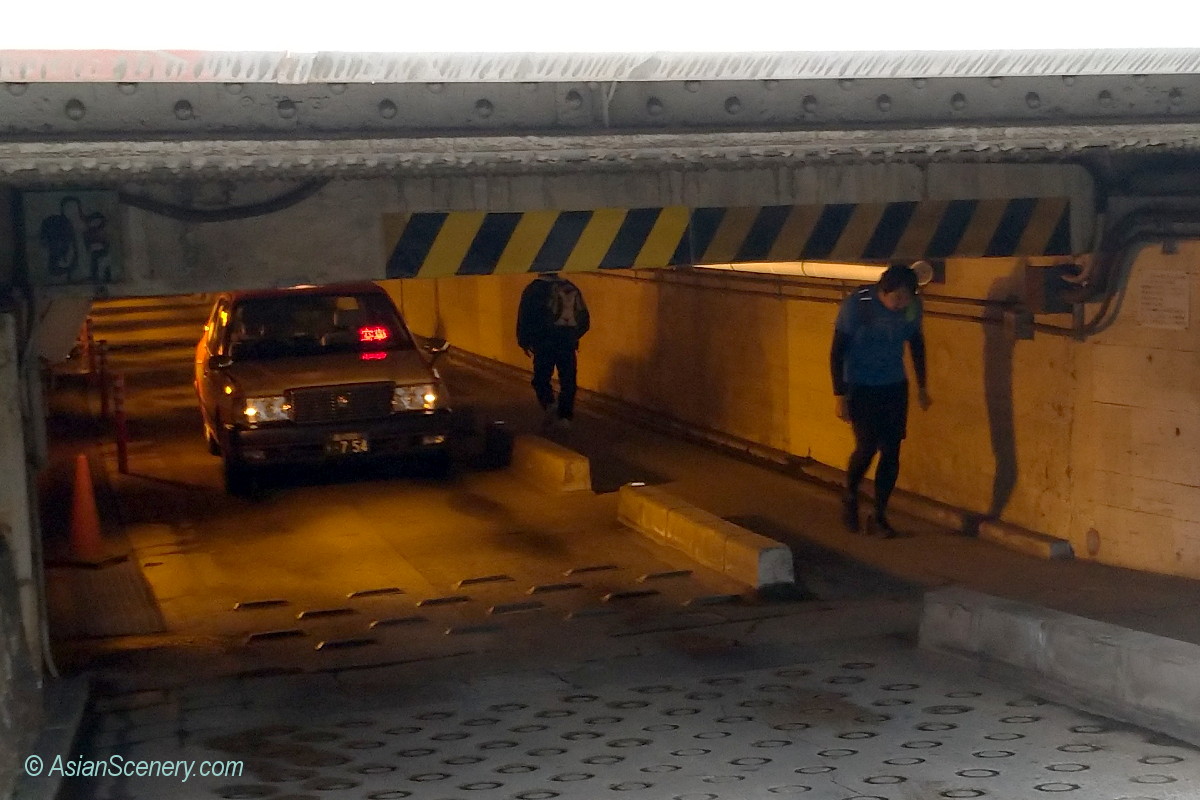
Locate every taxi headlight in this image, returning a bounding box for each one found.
[243,395,291,422]
[392,383,442,411]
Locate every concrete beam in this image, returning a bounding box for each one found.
[920,587,1200,748]
[618,484,794,589]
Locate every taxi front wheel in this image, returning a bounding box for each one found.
[223,457,257,497]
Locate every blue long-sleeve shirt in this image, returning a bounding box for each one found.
[830,286,926,395]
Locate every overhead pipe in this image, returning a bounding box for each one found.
[694,260,935,285]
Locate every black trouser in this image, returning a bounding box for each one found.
[845,382,908,519]
[531,339,578,419]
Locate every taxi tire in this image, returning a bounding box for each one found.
[223,457,256,497]
[421,448,452,479]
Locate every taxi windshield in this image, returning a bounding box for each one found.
[227,293,413,361]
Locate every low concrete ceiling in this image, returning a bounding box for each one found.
[2,49,1200,188]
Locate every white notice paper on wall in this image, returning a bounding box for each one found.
[1136,269,1190,330]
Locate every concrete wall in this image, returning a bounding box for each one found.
[43,162,1092,297]
[386,241,1200,581]
[0,189,15,289]
[0,535,40,800]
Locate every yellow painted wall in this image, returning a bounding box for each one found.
[384,242,1200,580]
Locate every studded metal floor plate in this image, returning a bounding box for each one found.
[69,644,1199,800]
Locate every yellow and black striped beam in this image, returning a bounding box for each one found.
[384,197,1074,279]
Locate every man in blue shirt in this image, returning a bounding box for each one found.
[830,264,932,537]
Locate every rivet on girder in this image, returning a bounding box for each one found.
[838,79,854,90]
[912,78,926,89]
[1026,92,1041,110]
[329,83,347,95]
[379,99,398,119]
[951,93,967,111]
[1134,74,1147,85]
[762,79,778,90]
[475,99,494,118]
[1062,76,1076,86]
[802,95,818,114]
[278,99,298,119]
[989,77,1003,87]
[877,94,892,112]
[1169,88,1184,106]
[646,97,664,115]
[428,82,445,94]
[118,82,138,95]
[684,81,701,93]
[724,96,742,115]
[225,83,243,94]
[1098,90,1115,108]
[65,99,86,121]
[174,100,195,121]
[5,82,28,96]
[565,90,584,110]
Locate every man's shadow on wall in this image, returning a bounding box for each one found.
[983,276,1019,520]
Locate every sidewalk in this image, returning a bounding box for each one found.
[448,348,1200,748]
[23,328,1200,800]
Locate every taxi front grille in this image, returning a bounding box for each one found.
[288,383,394,424]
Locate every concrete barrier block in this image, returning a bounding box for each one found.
[617,485,691,542]
[1040,617,1123,697]
[681,514,734,568]
[921,588,1044,671]
[662,506,713,551]
[979,520,1073,559]
[618,485,794,590]
[800,461,967,533]
[1120,633,1200,722]
[921,586,1200,749]
[510,435,591,492]
[723,527,795,587]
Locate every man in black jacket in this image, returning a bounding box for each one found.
[830,264,932,537]
[517,272,590,429]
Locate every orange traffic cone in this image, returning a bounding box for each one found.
[69,453,105,564]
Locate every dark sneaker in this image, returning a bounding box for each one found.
[841,497,859,533]
[868,514,897,539]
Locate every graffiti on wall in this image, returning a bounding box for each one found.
[22,191,123,286]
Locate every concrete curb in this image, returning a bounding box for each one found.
[799,460,970,533]
[978,519,1074,559]
[617,484,794,589]
[13,675,92,800]
[509,435,591,492]
[447,349,1071,561]
[920,586,1200,748]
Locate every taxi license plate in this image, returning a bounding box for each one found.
[327,433,369,455]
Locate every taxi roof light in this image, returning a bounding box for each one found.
[359,325,390,343]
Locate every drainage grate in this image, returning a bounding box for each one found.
[528,582,584,594]
[296,607,356,620]
[446,624,503,635]
[314,637,377,651]
[564,564,619,576]
[457,574,515,587]
[638,570,694,582]
[603,589,660,602]
[233,599,288,611]
[369,615,429,628]
[245,629,305,644]
[490,601,545,616]
[418,595,471,607]
[348,587,404,598]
